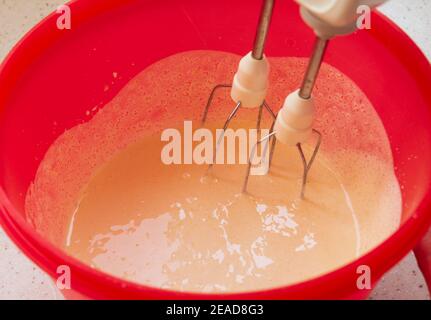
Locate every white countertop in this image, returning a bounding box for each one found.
[0,0,430,300]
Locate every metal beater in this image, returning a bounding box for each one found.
[203,0,388,199]
[243,37,326,199]
[201,0,276,172]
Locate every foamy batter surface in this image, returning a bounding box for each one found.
[25,50,402,293]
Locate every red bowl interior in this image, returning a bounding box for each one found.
[1,0,431,299]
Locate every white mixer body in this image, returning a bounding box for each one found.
[295,0,387,38]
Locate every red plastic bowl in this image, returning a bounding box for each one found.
[1,0,431,299]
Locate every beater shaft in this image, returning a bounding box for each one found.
[252,0,275,60]
[299,37,329,99]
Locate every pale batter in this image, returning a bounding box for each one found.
[25,50,402,293]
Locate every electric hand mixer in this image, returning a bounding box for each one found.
[202,0,387,199]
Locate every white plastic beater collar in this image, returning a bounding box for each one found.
[230,51,270,109]
[274,89,315,146]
